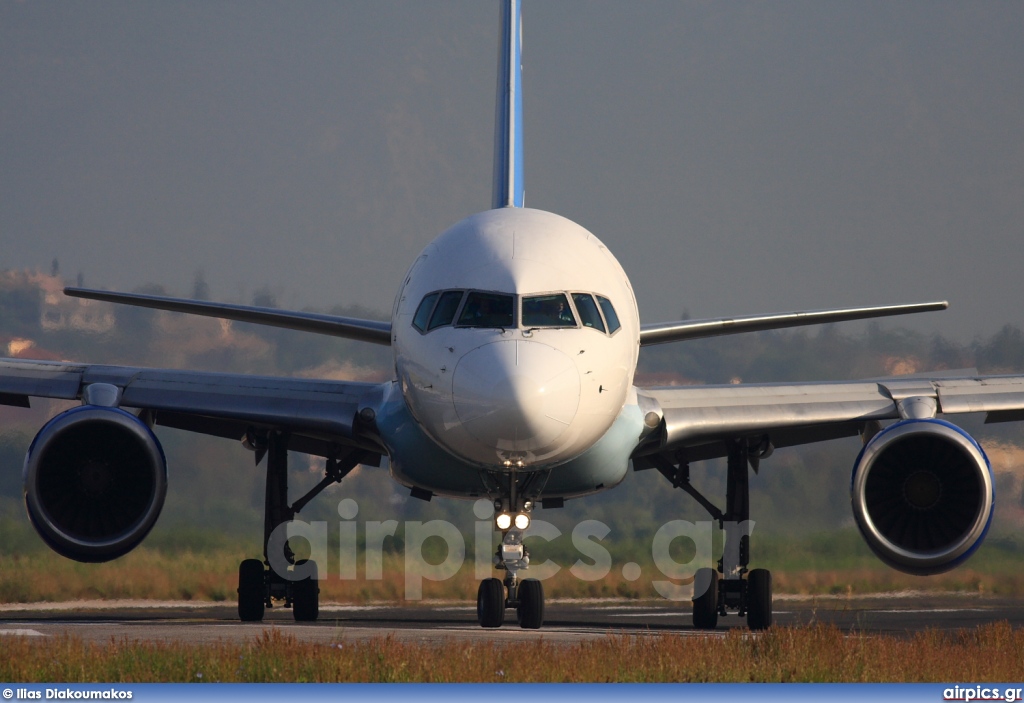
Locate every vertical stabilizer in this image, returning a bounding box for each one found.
[492,0,524,209]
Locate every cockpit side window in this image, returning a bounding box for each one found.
[523,293,577,328]
[428,290,464,330]
[457,292,515,328]
[596,295,621,334]
[571,293,605,332]
[412,292,439,332]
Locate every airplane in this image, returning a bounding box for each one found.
[1,0,1019,630]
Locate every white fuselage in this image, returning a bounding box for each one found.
[391,207,640,471]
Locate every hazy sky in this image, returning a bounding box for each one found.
[2,1,1023,341]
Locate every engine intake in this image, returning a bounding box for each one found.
[851,418,993,575]
[23,406,167,563]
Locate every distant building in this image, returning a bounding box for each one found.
[1,336,63,362]
[0,271,115,334]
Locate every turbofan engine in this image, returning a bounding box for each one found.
[851,418,994,575]
[23,406,167,563]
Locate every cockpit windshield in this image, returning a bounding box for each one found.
[571,293,605,332]
[596,295,621,333]
[522,293,576,328]
[457,292,515,328]
[412,292,439,332]
[412,289,620,335]
[428,290,464,330]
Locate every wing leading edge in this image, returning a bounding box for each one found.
[639,301,948,346]
[64,287,392,346]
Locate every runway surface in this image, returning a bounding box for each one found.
[0,593,1020,645]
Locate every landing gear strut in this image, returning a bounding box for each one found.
[236,430,364,623]
[647,438,773,630]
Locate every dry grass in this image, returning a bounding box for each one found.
[1,549,1023,603]
[0,623,1021,682]
[771,567,1024,597]
[0,549,653,603]
[0,550,242,603]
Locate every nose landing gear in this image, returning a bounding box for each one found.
[476,498,544,629]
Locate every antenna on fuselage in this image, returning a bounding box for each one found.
[492,0,524,209]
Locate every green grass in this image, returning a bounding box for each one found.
[0,530,1022,603]
[0,623,1022,682]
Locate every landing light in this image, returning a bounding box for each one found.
[514,513,531,530]
[496,513,512,530]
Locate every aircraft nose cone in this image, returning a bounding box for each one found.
[452,340,580,451]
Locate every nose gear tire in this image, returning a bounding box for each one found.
[477,577,506,628]
[516,578,544,629]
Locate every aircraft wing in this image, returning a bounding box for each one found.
[0,358,386,459]
[639,301,948,346]
[64,287,393,345]
[634,374,1024,463]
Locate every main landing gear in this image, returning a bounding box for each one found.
[236,430,364,623]
[476,497,544,629]
[648,437,773,631]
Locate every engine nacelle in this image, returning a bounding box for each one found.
[851,418,994,575]
[23,406,167,563]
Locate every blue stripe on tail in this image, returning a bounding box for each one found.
[492,0,524,209]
